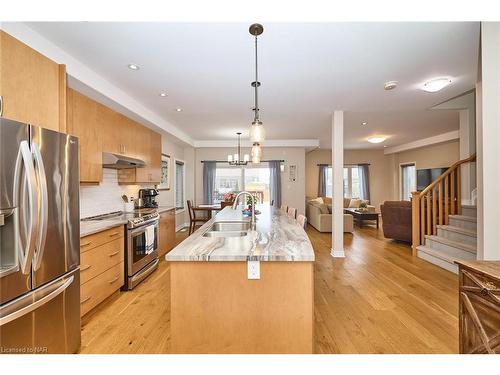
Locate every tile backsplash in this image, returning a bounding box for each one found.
[79,168,153,218]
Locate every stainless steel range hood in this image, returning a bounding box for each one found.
[102,152,146,169]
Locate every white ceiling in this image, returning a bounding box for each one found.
[26,22,479,149]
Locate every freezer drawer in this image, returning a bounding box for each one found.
[0,268,80,354]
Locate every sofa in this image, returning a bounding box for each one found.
[380,201,412,242]
[306,197,369,233]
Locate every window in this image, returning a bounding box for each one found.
[213,165,271,204]
[325,167,333,197]
[343,166,361,198]
[214,167,243,203]
[400,163,416,201]
[175,160,185,211]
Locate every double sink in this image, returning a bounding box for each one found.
[202,221,252,238]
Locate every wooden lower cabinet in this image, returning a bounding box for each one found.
[80,226,125,317]
[457,261,500,354]
[159,209,176,258]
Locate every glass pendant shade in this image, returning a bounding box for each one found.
[244,154,250,162]
[251,143,262,164]
[250,121,265,143]
[228,154,233,162]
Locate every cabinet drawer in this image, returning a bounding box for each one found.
[80,226,124,252]
[80,262,124,316]
[80,238,124,284]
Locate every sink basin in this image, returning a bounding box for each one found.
[202,221,252,238]
[203,230,248,238]
[208,221,252,232]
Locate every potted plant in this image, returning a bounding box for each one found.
[358,201,368,212]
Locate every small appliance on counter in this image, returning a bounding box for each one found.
[136,189,159,208]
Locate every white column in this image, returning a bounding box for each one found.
[331,111,345,258]
[477,22,500,260]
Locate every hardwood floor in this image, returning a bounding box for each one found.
[80,224,458,354]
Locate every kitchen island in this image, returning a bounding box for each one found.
[166,205,315,354]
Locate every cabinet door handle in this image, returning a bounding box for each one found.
[80,241,93,247]
[0,95,3,117]
[108,276,120,284]
[81,265,92,271]
[81,296,91,304]
[109,232,121,237]
[108,251,119,257]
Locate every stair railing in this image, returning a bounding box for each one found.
[411,154,476,256]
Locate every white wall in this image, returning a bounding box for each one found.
[477,22,500,260]
[194,147,306,215]
[157,134,195,229]
[80,169,153,218]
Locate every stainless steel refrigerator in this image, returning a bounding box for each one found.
[0,118,80,354]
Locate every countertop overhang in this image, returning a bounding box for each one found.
[166,205,315,262]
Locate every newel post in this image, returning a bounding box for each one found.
[411,191,421,257]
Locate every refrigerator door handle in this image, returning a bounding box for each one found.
[32,143,48,271]
[0,275,74,327]
[13,140,39,275]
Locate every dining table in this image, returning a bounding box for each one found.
[192,204,222,219]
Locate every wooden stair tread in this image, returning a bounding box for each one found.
[425,235,477,254]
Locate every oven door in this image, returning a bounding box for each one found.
[127,221,159,276]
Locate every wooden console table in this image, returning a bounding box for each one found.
[455,260,500,354]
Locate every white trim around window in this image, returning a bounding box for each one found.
[174,158,186,213]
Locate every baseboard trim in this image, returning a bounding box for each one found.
[331,248,345,258]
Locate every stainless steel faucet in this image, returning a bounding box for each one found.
[232,191,256,228]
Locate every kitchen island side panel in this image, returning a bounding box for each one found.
[170,261,314,354]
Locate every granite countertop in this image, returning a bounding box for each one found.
[166,205,315,262]
[80,205,176,237]
[80,218,127,238]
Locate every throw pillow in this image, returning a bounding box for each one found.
[310,197,324,204]
[318,203,330,214]
[327,204,332,214]
[349,198,361,208]
[343,197,351,208]
[323,196,332,205]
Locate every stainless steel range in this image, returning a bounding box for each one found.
[82,210,159,290]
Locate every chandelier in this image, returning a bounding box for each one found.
[249,23,265,163]
[227,132,250,166]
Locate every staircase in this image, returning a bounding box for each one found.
[416,204,477,273]
[411,154,477,274]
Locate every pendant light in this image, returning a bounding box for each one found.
[251,143,262,164]
[228,132,250,165]
[249,23,265,154]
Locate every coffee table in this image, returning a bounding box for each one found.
[344,208,380,228]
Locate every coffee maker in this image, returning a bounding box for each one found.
[137,188,159,208]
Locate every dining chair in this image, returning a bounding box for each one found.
[297,214,307,229]
[281,204,288,214]
[287,207,297,219]
[270,199,274,206]
[187,200,209,235]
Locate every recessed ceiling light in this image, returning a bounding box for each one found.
[383,145,388,148]
[159,92,168,97]
[361,121,368,126]
[367,136,387,144]
[127,64,140,71]
[384,81,398,90]
[421,77,452,92]
[175,108,183,112]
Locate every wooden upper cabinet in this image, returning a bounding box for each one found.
[101,106,123,155]
[67,89,102,183]
[149,129,162,183]
[119,126,162,185]
[0,31,66,132]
